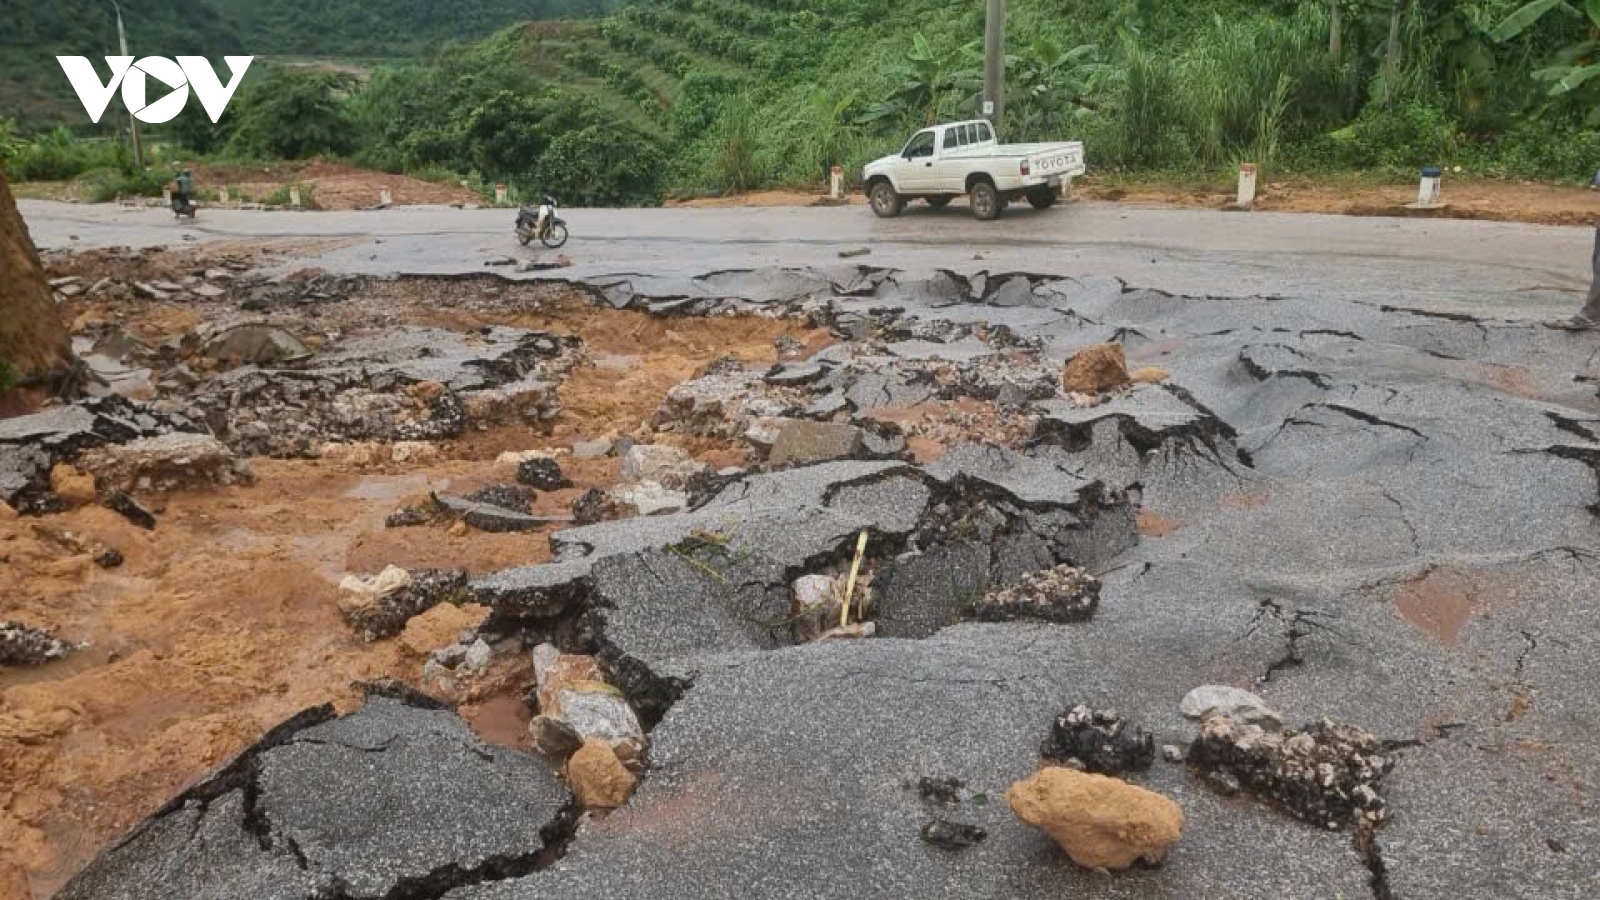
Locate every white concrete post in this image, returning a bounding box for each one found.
[162,187,171,206]
[830,166,844,200]
[495,183,508,205]
[380,188,392,206]
[218,186,229,203]
[1417,166,1442,207]
[289,185,302,209]
[1236,163,1258,208]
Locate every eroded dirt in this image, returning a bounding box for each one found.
[0,252,803,898]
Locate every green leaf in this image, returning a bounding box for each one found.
[1490,0,1576,42]
[1552,64,1600,93]
[1587,0,1600,26]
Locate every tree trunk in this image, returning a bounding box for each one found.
[1385,0,1403,103]
[0,171,73,405]
[1329,0,1343,60]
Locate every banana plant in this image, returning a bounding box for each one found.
[1492,0,1600,122]
[858,32,981,128]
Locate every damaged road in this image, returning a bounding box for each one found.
[12,250,1600,900]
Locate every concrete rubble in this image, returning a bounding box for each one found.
[0,620,78,666]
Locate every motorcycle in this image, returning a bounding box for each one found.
[170,193,197,219]
[515,197,569,249]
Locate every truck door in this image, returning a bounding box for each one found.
[898,129,938,192]
[930,123,973,194]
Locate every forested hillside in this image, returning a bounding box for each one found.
[0,0,616,126]
[5,0,1598,207]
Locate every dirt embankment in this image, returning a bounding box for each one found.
[0,252,814,899]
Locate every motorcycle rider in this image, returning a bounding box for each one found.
[172,168,195,211]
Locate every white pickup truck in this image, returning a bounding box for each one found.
[861,120,1086,221]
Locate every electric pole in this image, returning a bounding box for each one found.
[110,0,143,167]
[983,0,1006,126]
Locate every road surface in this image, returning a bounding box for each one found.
[19,199,1595,317]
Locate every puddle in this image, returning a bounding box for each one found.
[462,693,533,751]
[343,473,437,503]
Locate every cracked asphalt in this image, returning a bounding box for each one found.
[31,203,1600,900]
[18,200,1598,316]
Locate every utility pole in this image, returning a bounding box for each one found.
[983,0,1006,126]
[110,0,143,167]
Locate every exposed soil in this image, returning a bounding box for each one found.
[1389,565,1494,646]
[16,161,484,211]
[0,254,804,898]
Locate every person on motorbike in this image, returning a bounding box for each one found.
[173,168,195,210]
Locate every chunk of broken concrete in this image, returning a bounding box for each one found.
[768,420,867,467]
[529,715,585,760]
[202,324,312,367]
[435,493,570,533]
[1188,715,1393,830]
[567,739,637,810]
[1061,342,1131,395]
[76,433,251,494]
[1040,705,1156,775]
[339,565,413,617]
[516,456,570,490]
[620,444,705,489]
[1179,685,1281,726]
[550,687,646,755]
[342,569,470,641]
[790,573,845,643]
[1007,767,1184,870]
[966,565,1099,623]
[920,818,987,850]
[610,481,689,516]
[0,620,77,666]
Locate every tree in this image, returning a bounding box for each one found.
[227,69,359,160]
[0,170,73,408]
[1005,38,1104,141]
[859,33,981,128]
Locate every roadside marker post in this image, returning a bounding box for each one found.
[495,183,508,205]
[218,186,229,203]
[162,187,171,206]
[289,185,302,209]
[830,166,844,200]
[380,188,392,207]
[1235,163,1258,209]
[1408,165,1445,210]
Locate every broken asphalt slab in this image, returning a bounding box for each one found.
[56,692,574,900]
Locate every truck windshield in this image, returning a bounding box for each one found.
[902,131,935,159]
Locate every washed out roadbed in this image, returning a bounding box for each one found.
[3,247,1599,900]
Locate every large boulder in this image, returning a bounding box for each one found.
[1006,767,1184,871]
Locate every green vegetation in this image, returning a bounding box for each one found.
[5,0,1598,205]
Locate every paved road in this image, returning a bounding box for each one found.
[19,199,1596,317]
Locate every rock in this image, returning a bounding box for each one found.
[397,603,488,656]
[567,739,637,810]
[1040,705,1156,775]
[572,487,627,525]
[1161,744,1186,763]
[817,622,877,641]
[611,481,689,516]
[1188,715,1394,830]
[339,565,413,617]
[516,457,570,490]
[1061,342,1131,395]
[93,545,124,568]
[571,438,613,460]
[620,444,705,489]
[49,463,97,505]
[132,282,169,301]
[201,324,312,367]
[550,686,646,755]
[967,565,1100,623]
[0,620,76,666]
[531,646,605,713]
[767,420,866,467]
[917,775,965,805]
[920,818,987,850]
[1006,767,1184,871]
[389,441,439,464]
[1130,366,1171,384]
[193,283,226,299]
[790,573,845,642]
[76,433,251,494]
[343,569,469,641]
[1179,685,1281,726]
[462,638,493,674]
[528,715,584,760]
[104,491,156,529]
[460,377,561,428]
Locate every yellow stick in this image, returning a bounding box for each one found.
[840,530,868,628]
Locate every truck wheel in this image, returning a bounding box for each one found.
[926,196,952,209]
[970,181,1002,221]
[1026,187,1058,210]
[869,182,904,218]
